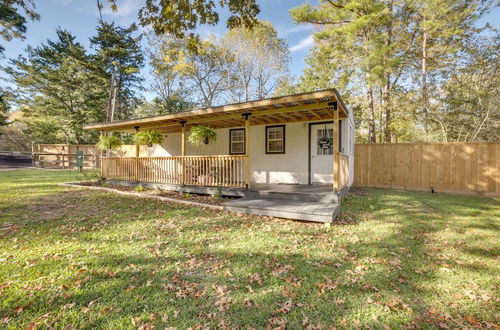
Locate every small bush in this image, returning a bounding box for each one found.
[213,186,223,199]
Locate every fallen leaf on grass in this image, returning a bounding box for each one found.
[266,316,287,329]
[249,273,263,286]
[281,287,297,299]
[13,302,33,315]
[26,322,37,330]
[101,307,112,315]
[273,299,293,315]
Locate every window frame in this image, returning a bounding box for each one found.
[229,128,246,155]
[265,125,286,154]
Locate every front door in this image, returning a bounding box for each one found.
[310,123,333,184]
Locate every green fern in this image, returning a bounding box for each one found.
[132,129,163,146]
[96,134,123,150]
[188,125,217,146]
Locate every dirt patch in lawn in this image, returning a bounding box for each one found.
[347,186,369,197]
[76,181,234,206]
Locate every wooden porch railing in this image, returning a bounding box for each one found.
[101,155,248,188]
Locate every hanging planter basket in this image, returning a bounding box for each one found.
[189,125,217,146]
[96,133,123,150]
[132,129,164,147]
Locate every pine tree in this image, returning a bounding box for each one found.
[0,89,10,126]
[5,29,107,143]
[0,0,39,55]
[290,0,399,143]
[90,22,144,121]
[408,0,492,136]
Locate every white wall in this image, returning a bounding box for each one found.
[150,118,353,185]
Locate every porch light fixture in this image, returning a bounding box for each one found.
[328,101,338,110]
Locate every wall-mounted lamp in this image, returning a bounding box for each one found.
[327,101,338,110]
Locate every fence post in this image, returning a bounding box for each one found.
[31,143,35,167]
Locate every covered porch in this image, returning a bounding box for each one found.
[86,89,352,195]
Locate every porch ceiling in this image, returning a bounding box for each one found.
[84,89,348,133]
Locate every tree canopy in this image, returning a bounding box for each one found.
[138,0,260,51]
[90,21,144,121]
[1,0,498,145]
[289,0,497,143]
[0,0,39,55]
[5,29,107,143]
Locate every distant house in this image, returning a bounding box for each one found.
[85,89,355,223]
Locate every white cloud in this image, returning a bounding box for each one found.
[77,0,142,25]
[278,24,312,37]
[289,35,314,52]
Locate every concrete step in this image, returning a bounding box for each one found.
[245,190,339,203]
[223,197,340,223]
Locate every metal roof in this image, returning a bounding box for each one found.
[85,89,348,133]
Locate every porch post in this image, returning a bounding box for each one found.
[180,121,187,185]
[134,126,140,157]
[243,113,251,189]
[332,103,340,193]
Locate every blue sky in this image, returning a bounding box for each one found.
[1,0,499,101]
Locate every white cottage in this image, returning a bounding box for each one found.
[86,89,355,223]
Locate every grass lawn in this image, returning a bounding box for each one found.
[0,169,498,329]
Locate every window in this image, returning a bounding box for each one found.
[229,128,245,154]
[266,125,285,154]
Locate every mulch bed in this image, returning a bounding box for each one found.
[77,181,231,206]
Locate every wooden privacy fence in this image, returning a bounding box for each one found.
[33,144,99,169]
[102,155,248,188]
[354,142,499,197]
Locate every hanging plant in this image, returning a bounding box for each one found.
[96,133,123,150]
[132,129,163,147]
[189,125,217,146]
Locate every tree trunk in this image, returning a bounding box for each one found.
[366,85,377,143]
[421,30,429,135]
[384,0,394,143]
[383,80,392,143]
[106,73,115,123]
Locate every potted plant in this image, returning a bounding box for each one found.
[132,129,163,147]
[189,125,217,146]
[96,133,123,150]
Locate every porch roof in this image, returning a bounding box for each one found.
[84,89,348,133]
